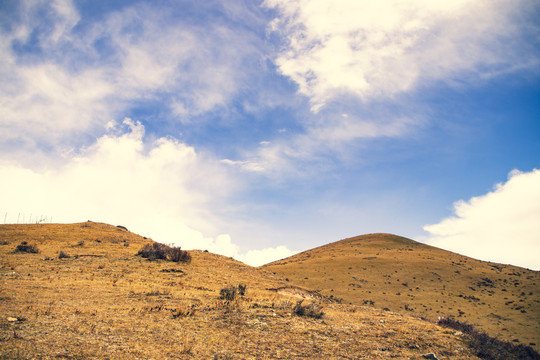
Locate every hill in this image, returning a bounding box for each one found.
[263,233,540,352]
[0,223,484,359]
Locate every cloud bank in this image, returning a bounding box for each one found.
[424,169,540,270]
[0,120,296,266]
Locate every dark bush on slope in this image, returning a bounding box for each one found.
[137,242,191,263]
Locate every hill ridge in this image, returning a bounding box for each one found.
[1,223,538,359]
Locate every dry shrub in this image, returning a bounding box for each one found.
[168,246,191,263]
[237,284,247,296]
[292,300,324,319]
[219,284,247,301]
[14,241,39,254]
[179,335,195,354]
[219,286,237,301]
[136,242,191,263]
[58,251,70,259]
[171,305,196,318]
[438,317,540,360]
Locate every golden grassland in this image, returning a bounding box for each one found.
[0,223,480,359]
[264,233,540,351]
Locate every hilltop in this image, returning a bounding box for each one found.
[264,233,540,351]
[0,222,480,359]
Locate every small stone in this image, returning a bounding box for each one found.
[454,331,463,336]
[422,354,439,360]
[7,317,18,322]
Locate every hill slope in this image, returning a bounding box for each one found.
[263,233,540,351]
[0,223,486,359]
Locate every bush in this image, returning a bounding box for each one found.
[437,317,540,360]
[237,284,247,296]
[136,242,191,263]
[219,286,237,301]
[168,246,192,263]
[219,284,247,301]
[14,241,39,254]
[292,300,324,319]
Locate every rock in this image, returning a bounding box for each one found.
[7,316,25,322]
[422,354,439,360]
[454,330,463,336]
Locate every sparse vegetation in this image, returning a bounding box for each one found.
[0,223,537,358]
[292,300,324,319]
[136,242,191,263]
[238,283,247,296]
[438,317,540,360]
[171,305,197,318]
[264,233,540,349]
[219,286,237,301]
[14,241,39,253]
[219,284,247,301]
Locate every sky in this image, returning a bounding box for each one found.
[1,0,539,269]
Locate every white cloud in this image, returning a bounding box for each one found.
[223,112,419,175]
[0,61,113,146]
[0,1,262,153]
[265,0,539,111]
[48,0,80,45]
[424,169,540,270]
[0,120,294,266]
[229,0,539,177]
[236,246,298,267]
[0,119,228,238]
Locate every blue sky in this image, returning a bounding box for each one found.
[1,0,539,269]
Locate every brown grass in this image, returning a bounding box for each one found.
[264,233,540,352]
[0,223,480,359]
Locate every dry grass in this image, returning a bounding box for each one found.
[264,233,540,352]
[0,223,480,359]
[437,317,540,360]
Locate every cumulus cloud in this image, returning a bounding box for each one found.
[236,246,298,267]
[265,0,539,111]
[0,120,294,266]
[424,169,540,270]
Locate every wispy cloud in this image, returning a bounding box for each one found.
[223,108,421,177]
[223,0,540,178]
[0,0,265,154]
[424,169,540,270]
[265,0,539,111]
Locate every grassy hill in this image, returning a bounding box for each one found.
[0,223,537,359]
[264,233,540,352]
